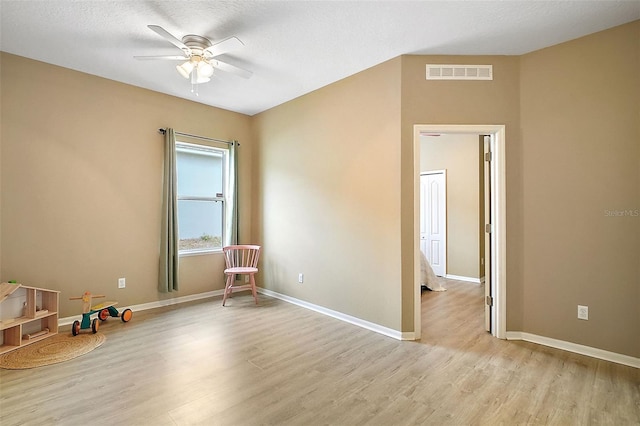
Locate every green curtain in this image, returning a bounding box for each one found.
[224,141,239,246]
[159,128,179,292]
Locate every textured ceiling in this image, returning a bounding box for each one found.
[1,1,639,116]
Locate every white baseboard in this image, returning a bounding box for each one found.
[445,274,481,284]
[257,287,409,341]
[506,331,640,369]
[59,288,410,341]
[58,289,638,368]
[59,289,225,326]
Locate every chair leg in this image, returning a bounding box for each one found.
[250,274,258,305]
[222,274,233,306]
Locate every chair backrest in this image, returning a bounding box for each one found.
[222,245,261,269]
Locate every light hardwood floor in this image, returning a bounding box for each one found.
[1,279,638,425]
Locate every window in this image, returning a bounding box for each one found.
[176,142,228,253]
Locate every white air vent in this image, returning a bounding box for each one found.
[426,64,493,80]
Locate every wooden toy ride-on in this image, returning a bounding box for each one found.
[69,292,132,336]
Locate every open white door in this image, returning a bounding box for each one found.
[483,135,492,333]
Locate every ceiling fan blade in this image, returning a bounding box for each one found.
[210,59,253,79]
[148,25,190,54]
[204,36,244,58]
[134,55,189,61]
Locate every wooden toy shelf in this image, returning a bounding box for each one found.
[0,283,60,355]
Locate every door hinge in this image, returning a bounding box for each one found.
[484,152,492,162]
[485,223,492,233]
[486,296,494,306]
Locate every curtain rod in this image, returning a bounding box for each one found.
[158,128,237,146]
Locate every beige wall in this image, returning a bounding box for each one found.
[520,21,639,357]
[0,53,253,317]
[400,54,522,331]
[401,21,639,357]
[421,133,481,279]
[252,58,403,330]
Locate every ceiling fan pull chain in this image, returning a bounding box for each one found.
[191,67,199,96]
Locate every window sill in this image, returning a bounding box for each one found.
[179,249,222,258]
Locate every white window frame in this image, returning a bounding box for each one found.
[176,141,229,256]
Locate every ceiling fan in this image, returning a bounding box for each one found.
[135,25,252,89]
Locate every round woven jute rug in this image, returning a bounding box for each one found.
[0,332,106,369]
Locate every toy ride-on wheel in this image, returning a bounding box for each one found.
[98,308,110,321]
[91,318,99,333]
[120,308,133,323]
[72,320,81,336]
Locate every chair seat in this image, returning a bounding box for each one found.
[224,267,258,274]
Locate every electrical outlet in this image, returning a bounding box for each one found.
[244,275,250,283]
[298,273,304,283]
[578,305,588,320]
[118,278,126,289]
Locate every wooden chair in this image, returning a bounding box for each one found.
[222,245,261,306]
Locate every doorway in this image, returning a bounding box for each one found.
[413,125,506,339]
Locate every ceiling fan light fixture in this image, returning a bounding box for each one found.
[197,61,214,78]
[192,73,210,84]
[176,61,194,79]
